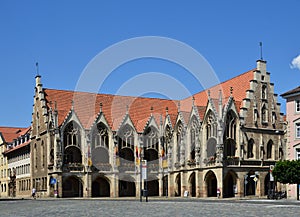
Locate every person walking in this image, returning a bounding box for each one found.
[217,188,221,198]
[32,187,36,199]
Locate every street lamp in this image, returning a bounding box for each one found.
[139,135,143,202]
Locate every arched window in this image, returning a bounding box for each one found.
[143,126,159,151]
[190,117,198,161]
[143,126,159,163]
[176,122,183,163]
[247,139,254,158]
[225,111,236,140]
[92,123,109,149]
[206,113,216,140]
[63,121,81,148]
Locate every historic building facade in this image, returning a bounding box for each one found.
[30,60,285,198]
[0,127,29,197]
[3,127,31,197]
[281,86,300,199]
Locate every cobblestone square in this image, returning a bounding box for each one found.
[0,199,299,217]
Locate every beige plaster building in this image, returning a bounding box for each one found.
[0,127,28,197]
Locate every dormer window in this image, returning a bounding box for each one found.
[262,85,267,99]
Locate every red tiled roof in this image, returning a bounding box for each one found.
[45,89,179,132]
[43,69,255,132]
[196,106,207,121]
[181,69,255,113]
[0,127,29,144]
[4,140,30,155]
[281,86,300,98]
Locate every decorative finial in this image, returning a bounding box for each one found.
[208,90,211,98]
[71,100,74,110]
[100,102,103,112]
[150,106,153,116]
[126,105,129,114]
[178,101,181,112]
[192,96,195,106]
[230,86,233,95]
[36,62,39,76]
[166,107,169,114]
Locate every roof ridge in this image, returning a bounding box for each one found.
[44,88,179,102]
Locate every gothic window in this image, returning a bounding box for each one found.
[267,140,273,159]
[206,124,211,140]
[176,123,183,163]
[117,125,134,162]
[225,111,236,140]
[163,125,172,155]
[207,137,217,158]
[144,127,158,151]
[63,121,81,148]
[262,85,267,99]
[190,128,196,160]
[190,117,198,161]
[92,123,109,149]
[41,141,45,168]
[206,113,216,140]
[247,138,254,158]
[34,143,37,169]
[118,125,134,150]
[143,126,159,162]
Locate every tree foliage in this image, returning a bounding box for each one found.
[272,160,300,184]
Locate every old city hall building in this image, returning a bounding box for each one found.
[30,60,285,198]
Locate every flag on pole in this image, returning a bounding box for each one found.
[161,146,165,158]
[114,146,119,156]
[136,146,139,158]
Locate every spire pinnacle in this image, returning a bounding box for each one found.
[100,102,103,113]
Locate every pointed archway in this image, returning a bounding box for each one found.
[245,171,256,196]
[92,176,110,197]
[62,176,83,198]
[205,171,217,197]
[175,173,181,197]
[162,175,168,196]
[188,172,196,197]
[223,171,236,198]
[119,176,136,197]
[145,177,159,196]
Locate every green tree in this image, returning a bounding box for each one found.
[272,160,300,200]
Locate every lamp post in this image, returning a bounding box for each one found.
[139,136,144,202]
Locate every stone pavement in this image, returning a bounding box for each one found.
[0,198,299,217]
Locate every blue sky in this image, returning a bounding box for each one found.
[1,0,300,127]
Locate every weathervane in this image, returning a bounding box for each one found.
[36,62,39,76]
[259,42,263,60]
